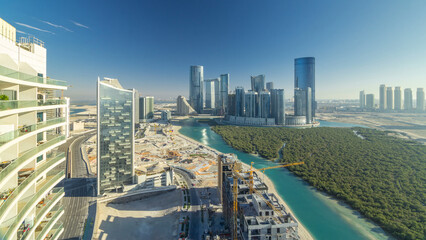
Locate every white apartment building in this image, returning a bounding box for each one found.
[0,18,69,240]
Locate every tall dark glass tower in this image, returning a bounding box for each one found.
[189,65,204,113]
[295,57,315,118]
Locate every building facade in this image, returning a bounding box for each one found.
[366,94,375,109]
[259,91,271,118]
[266,82,274,92]
[251,75,265,93]
[359,90,365,109]
[271,89,285,125]
[139,96,154,121]
[244,91,256,118]
[235,87,245,117]
[189,65,203,113]
[379,84,387,110]
[97,78,134,195]
[386,87,393,110]
[176,95,197,116]
[417,88,425,112]
[294,57,315,117]
[394,87,402,110]
[220,74,229,114]
[0,18,68,240]
[204,79,215,109]
[404,88,413,111]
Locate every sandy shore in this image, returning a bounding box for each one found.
[173,122,314,240]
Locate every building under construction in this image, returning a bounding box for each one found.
[218,154,300,240]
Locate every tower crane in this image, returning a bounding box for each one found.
[232,161,304,239]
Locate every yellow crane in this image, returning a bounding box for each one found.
[232,161,304,240]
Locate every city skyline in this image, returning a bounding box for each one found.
[1,0,425,101]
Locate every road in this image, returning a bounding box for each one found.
[57,131,96,240]
[174,169,202,240]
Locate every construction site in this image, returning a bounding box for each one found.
[218,154,302,240]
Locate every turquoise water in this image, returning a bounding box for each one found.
[179,118,391,240]
[317,120,367,128]
[70,108,86,115]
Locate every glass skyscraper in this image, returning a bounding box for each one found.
[294,57,315,117]
[244,91,256,117]
[404,88,413,110]
[271,89,285,125]
[220,74,230,114]
[189,66,204,113]
[97,78,135,195]
[235,87,245,117]
[251,75,265,93]
[204,79,215,109]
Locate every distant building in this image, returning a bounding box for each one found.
[417,88,425,112]
[359,90,365,109]
[306,87,312,124]
[140,96,154,121]
[227,93,236,116]
[379,84,387,110]
[235,87,245,117]
[97,78,135,195]
[266,82,274,91]
[161,110,171,121]
[404,88,413,110]
[366,94,375,109]
[251,75,265,93]
[386,87,393,110]
[189,65,204,113]
[177,95,197,115]
[271,89,285,125]
[244,91,256,117]
[394,87,402,110]
[134,89,140,123]
[220,74,230,114]
[204,79,215,109]
[259,91,271,118]
[213,78,221,109]
[294,88,306,116]
[295,57,316,117]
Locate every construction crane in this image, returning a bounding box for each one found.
[246,161,304,194]
[232,162,304,240]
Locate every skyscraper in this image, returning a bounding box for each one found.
[244,91,256,117]
[0,18,69,239]
[139,96,154,121]
[366,94,375,109]
[271,89,285,125]
[227,94,236,116]
[213,78,221,109]
[359,90,365,109]
[134,89,140,123]
[386,87,393,110]
[266,82,274,92]
[189,65,204,113]
[404,88,413,110]
[417,88,425,112]
[394,87,402,111]
[294,88,306,116]
[205,79,215,109]
[306,87,312,124]
[220,74,230,113]
[259,91,271,118]
[295,57,315,117]
[251,75,265,93]
[379,84,387,110]
[235,87,245,117]
[97,78,134,195]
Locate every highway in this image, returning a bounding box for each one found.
[57,131,96,240]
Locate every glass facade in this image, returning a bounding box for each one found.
[97,80,134,195]
[294,57,315,117]
[220,74,229,113]
[251,75,265,93]
[189,66,204,113]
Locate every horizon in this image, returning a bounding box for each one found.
[1,0,425,101]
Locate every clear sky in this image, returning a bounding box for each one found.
[1,0,425,101]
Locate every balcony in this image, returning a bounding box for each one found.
[40,222,63,240]
[0,99,67,117]
[0,152,65,222]
[0,171,65,240]
[0,117,66,147]
[20,189,65,240]
[0,64,67,87]
[34,206,64,240]
[0,135,66,190]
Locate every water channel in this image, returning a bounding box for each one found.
[178,118,392,240]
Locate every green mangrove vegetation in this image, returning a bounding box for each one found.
[212,125,426,240]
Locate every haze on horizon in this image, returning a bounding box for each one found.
[2,0,425,101]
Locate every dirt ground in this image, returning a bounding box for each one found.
[92,189,182,240]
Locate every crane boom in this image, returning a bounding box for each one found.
[258,162,305,171]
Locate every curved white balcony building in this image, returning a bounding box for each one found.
[0,17,68,240]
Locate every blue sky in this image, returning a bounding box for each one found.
[1,0,425,101]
